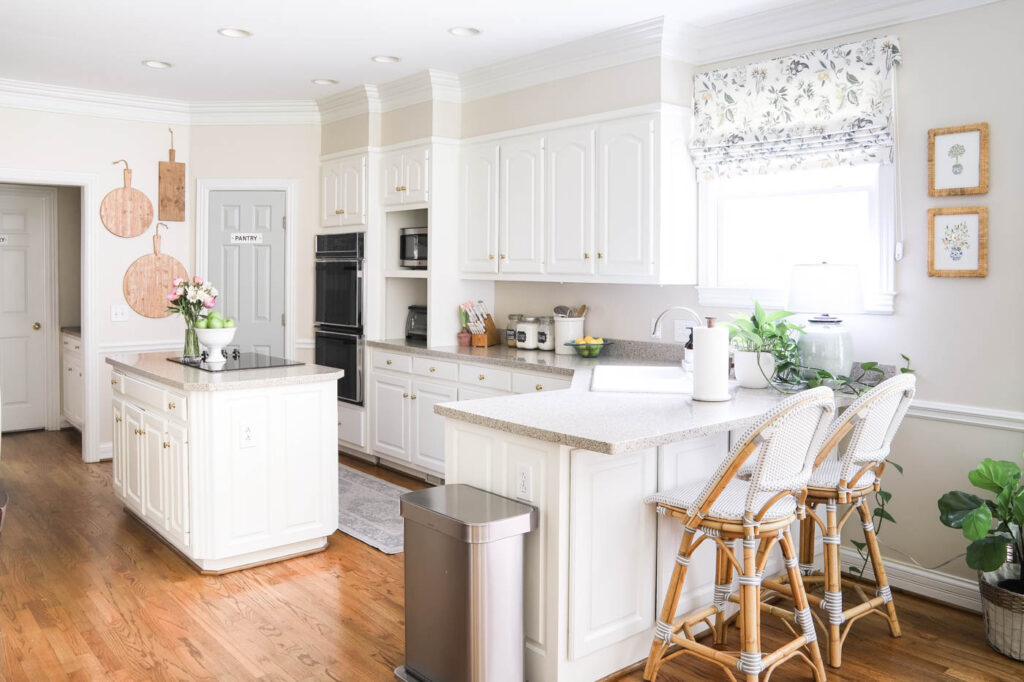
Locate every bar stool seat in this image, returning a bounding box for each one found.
[807,459,876,490]
[648,479,798,522]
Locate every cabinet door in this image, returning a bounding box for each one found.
[411,379,458,474]
[142,412,167,525]
[164,421,190,547]
[320,160,343,227]
[338,155,367,227]
[596,116,654,277]
[62,358,75,423]
[111,397,125,495]
[381,151,405,206]
[370,373,412,461]
[70,357,82,426]
[402,147,429,204]
[460,142,500,274]
[546,126,595,275]
[123,404,145,515]
[499,136,545,274]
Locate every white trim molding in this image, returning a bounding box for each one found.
[377,70,461,112]
[318,85,382,124]
[908,401,1024,433]
[295,338,316,350]
[839,547,981,613]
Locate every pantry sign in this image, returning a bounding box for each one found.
[230,233,263,244]
[0,234,8,245]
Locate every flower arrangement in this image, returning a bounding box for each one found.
[166,276,219,358]
[942,221,971,261]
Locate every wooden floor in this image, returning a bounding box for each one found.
[0,429,1020,681]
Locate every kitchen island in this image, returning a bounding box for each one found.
[437,369,800,681]
[105,352,343,573]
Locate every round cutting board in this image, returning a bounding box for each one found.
[101,165,153,238]
[123,234,187,318]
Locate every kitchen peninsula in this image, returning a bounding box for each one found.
[105,352,343,573]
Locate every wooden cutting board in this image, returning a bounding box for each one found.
[123,232,187,318]
[101,160,153,238]
[158,129,185,221]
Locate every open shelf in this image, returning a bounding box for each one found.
[384,269,428,279]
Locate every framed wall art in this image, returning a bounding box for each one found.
[928,122,989,196]
[928,206,987,278]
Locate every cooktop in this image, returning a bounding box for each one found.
[167,350,304,373]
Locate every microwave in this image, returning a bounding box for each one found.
[400,227,428,269]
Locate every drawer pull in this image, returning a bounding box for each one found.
[162,442,170,449]
[488,254,495,260]
[386,359,393,365]
[75,344,80,350]
[168,402,176,410]
[478,374,485,381]
[584,252,590,259]
[396,185,407,192]
[429,366,436,373]
[115,416,122,423]
[410,394,417,400]
[111,379,118,386]
[68,366,73,372]
[403,392,409,398]
[597,252,604,259]
[335,209,345,215]
[536,384,544,391]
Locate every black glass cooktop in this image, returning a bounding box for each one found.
[168,350,304,373]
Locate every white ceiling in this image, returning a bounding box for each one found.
[0,0,807,101]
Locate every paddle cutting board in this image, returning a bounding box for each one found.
[123,233,187,318]
[158,132,185,221]
[101,161,153,238]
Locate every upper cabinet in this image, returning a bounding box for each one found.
[382,146,430,206]
[457,110,694,284]
[320,153,367,229]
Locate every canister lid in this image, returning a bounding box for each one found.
[519,316,540,323]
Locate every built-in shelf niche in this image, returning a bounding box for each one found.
[384,207,429,277]
[385,276,427,340]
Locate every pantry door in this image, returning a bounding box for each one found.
[0,185,55,432]
[207,190,286,357]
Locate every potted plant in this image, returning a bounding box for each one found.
[723,301,803,388]
[938,454,1024,660]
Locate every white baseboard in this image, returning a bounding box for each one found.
[96,441,112,461]
[839,547,981,613]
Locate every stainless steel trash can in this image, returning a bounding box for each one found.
[396,484,538,682]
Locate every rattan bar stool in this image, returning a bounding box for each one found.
[766,374,916,668]
[642,387,835,682]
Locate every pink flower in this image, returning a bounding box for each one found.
[172,277,184,286]
[202,298,215,308]
[193,275,204,285]
[167,293,178,302]
[175,287,185,296]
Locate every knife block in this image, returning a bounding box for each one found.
[472,315,501,347]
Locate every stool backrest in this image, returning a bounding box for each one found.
[823,373,916,485]
[691,387,835,520]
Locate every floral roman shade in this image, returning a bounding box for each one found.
[691,36,902,179]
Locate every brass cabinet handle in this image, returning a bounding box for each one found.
[584,252,590,259]
[410,394,417,400]
[168,402,176,410]
[500,254,507,260]
[429,366,436,373]
[386,359,393,365]
[33,322,41,330]
[478,374,485,381]
[536,384,544,391]
[140,429,146,435]
[111,379,118,386]
[162,442,170,449]
[597,252,604,259]
[68,367,73,372]
[335,209,345,215]
[488,254,495,260]
[115,416,122,423]
[403,392,409,398]
[397,185,407,192]
[75,344,80,350]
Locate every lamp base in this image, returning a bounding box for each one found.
[797,320,854,378]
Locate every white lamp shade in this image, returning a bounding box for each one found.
[787,263,864,315]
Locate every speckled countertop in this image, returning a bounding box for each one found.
[106,352,344,392]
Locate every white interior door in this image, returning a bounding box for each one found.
[0,185,53,432]
[207,190,286,357]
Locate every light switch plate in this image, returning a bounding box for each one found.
[111,304,130,322]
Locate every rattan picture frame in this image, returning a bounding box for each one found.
[928,123,989,196]
[927,206,988,278]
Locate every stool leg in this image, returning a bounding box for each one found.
[738,529,762,682]
[822,501,843,668]
[713,539,735,645]
[799,506,817,575]
[643,525,696,681]
[781,529,826,682]
[858,499,901,638]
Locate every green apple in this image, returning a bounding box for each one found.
[207,311,223,321]
[224,318,236,328]
[207,317,224,329]
[194,318,209,329]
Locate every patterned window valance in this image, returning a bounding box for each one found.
[691,36,902,179]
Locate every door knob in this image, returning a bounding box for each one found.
[33,322,41,330]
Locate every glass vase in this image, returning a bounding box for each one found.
[183,326,200,360]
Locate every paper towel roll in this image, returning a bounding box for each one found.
[692,325,732,402]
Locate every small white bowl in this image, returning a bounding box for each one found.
[195,326,237,361]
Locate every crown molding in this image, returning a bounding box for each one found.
[189,100,320,125]
[376,69,462,113]
[318,84,381,124]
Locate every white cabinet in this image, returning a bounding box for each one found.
[596,116,654,277]
[61,333,83,429]
[142,411,167,523]
[546,127,595,275]
[499,136,545,274]
[411,379,458,474]
[338,401,367,451]
[370,372,413,461]
[320,154,367,228]
[382,146,429,206]
[164,421,190,548]
[459,142,500,273]
[122,402,145,515]
[112,397,125,495]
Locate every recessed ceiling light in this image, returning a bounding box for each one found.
[370,55,401,63]
[311,78,338,86]
[142,60,172,69]
[218,27,252,38]
[448,26,482,37]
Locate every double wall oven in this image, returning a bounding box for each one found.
[315,233,364,404]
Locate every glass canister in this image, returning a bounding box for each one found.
[506,314,523,347]
[516,316,540,350]
[537,316,555,351]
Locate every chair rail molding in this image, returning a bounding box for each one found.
[908,400,1024,433]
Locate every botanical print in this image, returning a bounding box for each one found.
[942,220,971,261]
[948,143,966,175]
[691,36,901,178]
[931,127,985,193]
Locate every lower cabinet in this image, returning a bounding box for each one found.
[62,352,83,428]
[370,373,413,461]
[411,379,458,473]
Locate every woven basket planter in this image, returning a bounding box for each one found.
[979,564,1024,661]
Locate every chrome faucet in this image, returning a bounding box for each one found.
[651,306,703,339]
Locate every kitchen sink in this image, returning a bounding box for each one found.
[589,365,692,394]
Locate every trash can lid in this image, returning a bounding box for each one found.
[400,484,538,544]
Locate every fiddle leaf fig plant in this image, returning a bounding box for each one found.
[938,454,1024,583]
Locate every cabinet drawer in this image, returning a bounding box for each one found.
[513,372,572,394]
[413,356,458,382]
[111,370,125,393]
[62,334,82,354]
[165,390,187,418]
[373,350,412,373]
[122,374,165,410]
[459,363,512,392]
[338,402,367,449]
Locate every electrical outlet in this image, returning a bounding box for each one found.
[110,304,129,322]
[674,319,696,343]
[516,464,533,501]
[239,422,256,449]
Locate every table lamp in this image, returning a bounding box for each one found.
[787,263,864,378]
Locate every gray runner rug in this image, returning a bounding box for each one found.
[337,463,410,554]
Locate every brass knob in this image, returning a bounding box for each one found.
[335,209,345,215]
[115,416,122,423]
[398,185,407,192]
[32,322,41,330]
[68,367,73,372]
[386,359,393,365]
[500,254,507,260]
[478,374,485,381]
[403,392,409,398]
[410,394,417,400]
[134,428,139,435]
[111,379,118,386]
[597,252,604,259]
[429,367,436,373]
[75,345,79,350]
[139,429,146,435]
[536,384,543,391]
[488,254,495,260]
[584,252,590,259]
[162,442,170,449]
[168,402,176,410]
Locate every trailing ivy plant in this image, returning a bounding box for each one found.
[848,460,904,578]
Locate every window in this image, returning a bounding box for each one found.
[697,163,895,313]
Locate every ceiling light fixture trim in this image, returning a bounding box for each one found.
[142,60,173,69]
[370,55,401,63]
[217,28,252,38]
[448,26,482,37]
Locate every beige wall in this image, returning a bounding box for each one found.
[495,0,1024,580]
[56,185,81,328]
[321,113,373,155]
[380,101,433,147]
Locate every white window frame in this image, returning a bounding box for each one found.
[696,164,896,314]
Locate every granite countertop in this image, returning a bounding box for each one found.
[61,326,82,338]
[106,352,344,392]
